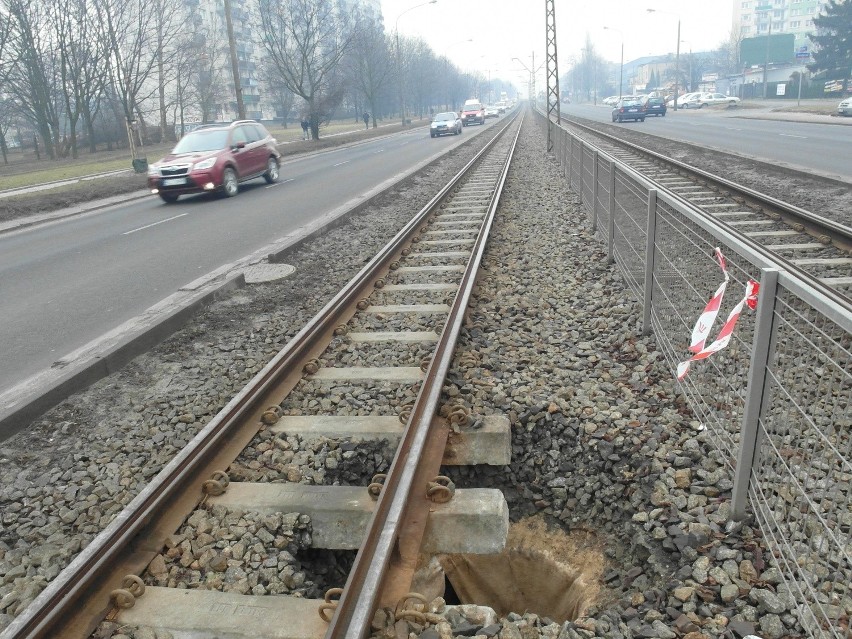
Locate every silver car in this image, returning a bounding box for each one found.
[694,92,740,107]
[838,98,852,117]
[430,112,462,137]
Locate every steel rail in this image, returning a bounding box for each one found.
[563,114,852,251]
[0,114,521,639]
[325,113,524,638]
[561,112,852,311]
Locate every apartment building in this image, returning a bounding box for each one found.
[733,0,829,50]
[185,0,382,122]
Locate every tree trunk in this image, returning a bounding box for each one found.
[82,105,97,153]
[0,135,8,165]
[157,20,168,142]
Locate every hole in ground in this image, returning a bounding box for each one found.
[420,517,607,623]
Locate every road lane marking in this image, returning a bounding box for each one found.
[726,127,743,131]
[265,183,281,189]
[333,160,350,166]
[779,133,807,139]
[123,213,188,235]
[374,149,385,153]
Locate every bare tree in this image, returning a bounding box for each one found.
[153,0,188,142]
[256,0,358,140]
[0,96,16,164]
[94,0,182,157]
[259,60,296,126]
[712,29,744,76]
[346,12,393,128]
[190,20,230,124]
[406,38,439,118]
[0,2,15,82]
[4,0,63,158]
[0,6,15,161]
[49,0,111,156]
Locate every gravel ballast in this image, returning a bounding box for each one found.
[0,112,829,638]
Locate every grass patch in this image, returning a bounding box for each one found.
[0,174,148,224]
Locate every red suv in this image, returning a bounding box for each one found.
[148,120,281,203]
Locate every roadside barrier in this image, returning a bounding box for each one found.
[536,109,851,639]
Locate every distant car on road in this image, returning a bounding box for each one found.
[602,96,620,106]
[484,105,500,118]
[838,98,852,116]
[147,120,280,203]
[643,96,667,117]
[430,112,463,137]
[612,98,646,122]
[693,92,740,108]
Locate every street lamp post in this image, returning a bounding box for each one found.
[395,0,437,126]
[647,8,680,110]
[603,27,624,100]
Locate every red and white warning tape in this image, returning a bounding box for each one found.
[677,248,760,381]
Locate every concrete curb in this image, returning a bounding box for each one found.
[0,122,482,440]
[0,272,245,439]
[0,190,152,236]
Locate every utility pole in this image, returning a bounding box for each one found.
[545,0,560,151]
[223,0,245,119]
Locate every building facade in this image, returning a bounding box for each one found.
[733,0,830,51]
[184,0,381,123]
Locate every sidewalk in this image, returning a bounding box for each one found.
[724,98,851,125]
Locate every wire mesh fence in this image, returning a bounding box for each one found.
[537,110,852,638]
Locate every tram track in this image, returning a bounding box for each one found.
[1,113,523,639]
[560,116,852,296]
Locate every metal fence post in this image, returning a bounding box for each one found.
[608,160,616,264]
[642,189,658,335]
[568,135,574,188]
[592,151,599,232]
[731,268,779,521]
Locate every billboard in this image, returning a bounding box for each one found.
[740,33,795,68]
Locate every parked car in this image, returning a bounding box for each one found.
[484,105,500,118]
[666,92,698,108]
[147,120,280,203]
[430,112,463,137]
[611,98,646,122]
[461,101,486,126]
[679,93,704,109]
[643,96,667,117]
[838,98,852,116]
[693,92,740,108]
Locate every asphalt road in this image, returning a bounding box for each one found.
[0,120,495,395]
[564,103,852,181]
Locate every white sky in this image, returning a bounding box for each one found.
[380,0,735,93]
